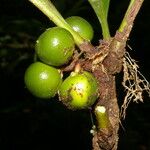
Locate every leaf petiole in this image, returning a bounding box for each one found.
[29,0,85,46]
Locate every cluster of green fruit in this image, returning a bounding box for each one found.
[24,16,98,109]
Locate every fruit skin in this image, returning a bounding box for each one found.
[35,27,75,67]
[24,62,62,98]
[66,16,94,41]
[59,71,98,109]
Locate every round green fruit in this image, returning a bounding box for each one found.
[66,16,94,41]
[35,27,75,66]
[59,71,98,109]
[24,62,62,98]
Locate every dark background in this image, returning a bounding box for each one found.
[0,0,150,149]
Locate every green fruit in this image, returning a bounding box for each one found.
[66,16,94,41]
[24,62,62,98]
[35,27,75,66]
[59,71,98,109]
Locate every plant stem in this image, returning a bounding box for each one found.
[111,0,144,55]
[29,0,85,46]
[88,0,110,39]
[95,106,110,129]
[119,0,144,32]
[100,19,110,40]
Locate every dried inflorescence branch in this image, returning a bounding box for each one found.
[121,51,150,119]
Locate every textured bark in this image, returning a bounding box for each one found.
[81,1,143,150]
[81,41,121,150]
[61,1,144,149]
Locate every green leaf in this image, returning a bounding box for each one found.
[89,0,110,18]
[88,0,110,39]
